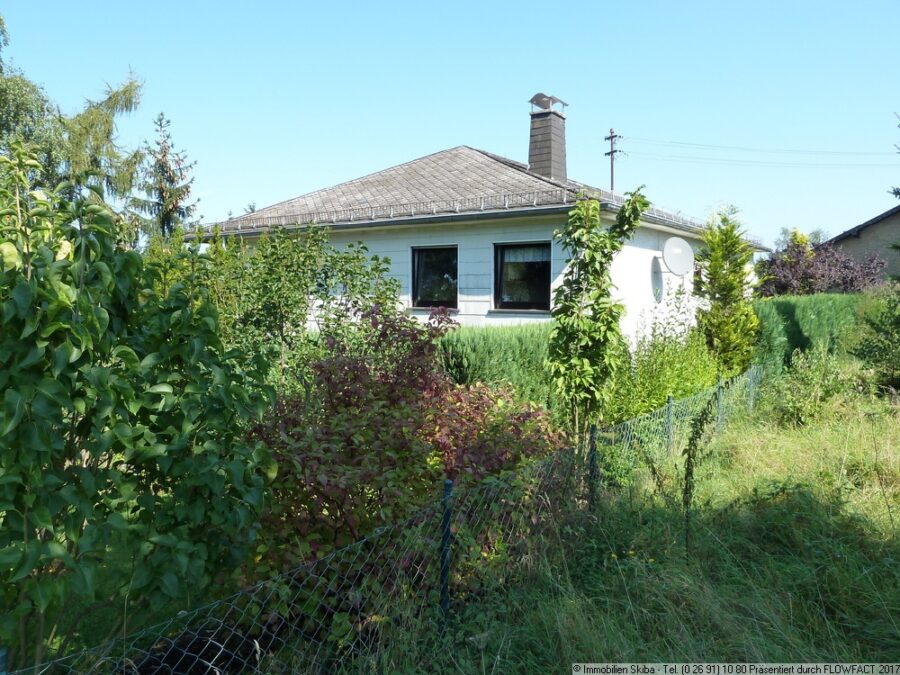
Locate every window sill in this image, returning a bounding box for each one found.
[487,308,552,315]
[407,306,460,314]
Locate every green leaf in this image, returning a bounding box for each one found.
[17,345,45,369]
[0,545,22,569]
[160,571,180,598]
[0,241,22,271]
[140,352,163,369]
[28,505,54,531]
[112,345,140,369]
[12,279,33,316]
[9,541,40,582]
[1,389,25,436]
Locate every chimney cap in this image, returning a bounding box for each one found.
[529,92,568,113]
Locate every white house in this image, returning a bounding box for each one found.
[214,95,766,340]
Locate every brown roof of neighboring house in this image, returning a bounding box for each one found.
[826,203,900,244]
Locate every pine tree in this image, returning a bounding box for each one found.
[134,112,197,238]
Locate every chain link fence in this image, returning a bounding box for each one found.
[10,368,760,675]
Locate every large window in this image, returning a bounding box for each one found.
[412,246,458,308]
[494,242,551,310]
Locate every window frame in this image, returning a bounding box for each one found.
[411,245,459,309]
[493,241,552,311]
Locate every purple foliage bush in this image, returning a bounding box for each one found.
[757,242,885,297]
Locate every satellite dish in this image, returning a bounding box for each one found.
[662,237,695,276]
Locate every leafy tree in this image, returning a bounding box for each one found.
[547,189,649,434]
[132,112,198,238]
[60,77,143,200]
[694,208,759,375]
[0,14,7,72]
[0,17,141,206]
[0,143,270,668]
[773,226,828,250]
[203,226,400,395]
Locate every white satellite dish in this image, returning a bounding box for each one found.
[662,237,695,276]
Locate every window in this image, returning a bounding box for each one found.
[494,242,551,310]
[412,246,458,308]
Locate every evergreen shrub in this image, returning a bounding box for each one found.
[753,293,863,369]
[438,323,555,408]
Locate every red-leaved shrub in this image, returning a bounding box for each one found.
[250,307,563,573]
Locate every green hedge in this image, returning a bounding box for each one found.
[438,321,719,425]
[753,293,863,371]
[438,323,556,409]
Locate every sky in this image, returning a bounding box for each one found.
[2,1,899,247]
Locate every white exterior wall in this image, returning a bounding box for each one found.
[325,214,702,342]
[611,226,700,339]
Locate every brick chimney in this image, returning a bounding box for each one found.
[528,93,567,183]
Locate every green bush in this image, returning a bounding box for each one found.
[606,328,719,424]
[766,345,859,426]
[753,293,863,369]
[438,309,720,428]
[853,284,900,389]
[0,144,270,667]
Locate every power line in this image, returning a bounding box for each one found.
[627,151,897,169]
[626,136,894,157]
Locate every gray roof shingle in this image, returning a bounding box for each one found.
[236,146,563,221]
[214,145,761,245]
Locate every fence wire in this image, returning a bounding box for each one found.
[13,368,759,675]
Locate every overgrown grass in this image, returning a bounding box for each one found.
[369,390,900,670]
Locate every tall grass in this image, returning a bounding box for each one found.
[369,388,900,669]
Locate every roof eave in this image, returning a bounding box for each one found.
[826,203,900,245]
[193,201,728,243]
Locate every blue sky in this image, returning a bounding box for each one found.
[3,1,898,246]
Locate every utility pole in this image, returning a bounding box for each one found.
[604,128,622,192]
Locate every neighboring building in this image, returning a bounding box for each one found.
[826,205,900,279]
[214,94,767,339]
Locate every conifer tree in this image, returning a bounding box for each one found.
[694,208,758,376]
[134,112,198,238]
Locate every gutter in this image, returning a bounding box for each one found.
[191,200,769,251]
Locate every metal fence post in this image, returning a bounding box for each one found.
[665,394,674,455]
[439,478,453,634]
[588,424,598,510]
[716,376,724,432]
